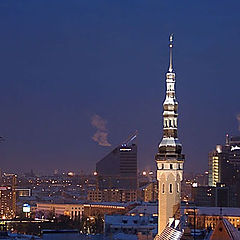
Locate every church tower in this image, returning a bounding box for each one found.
[155,34,185,235]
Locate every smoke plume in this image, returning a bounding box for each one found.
[91,114,111,147]
[237,114,240,131]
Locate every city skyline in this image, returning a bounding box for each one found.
[0,1,240,173]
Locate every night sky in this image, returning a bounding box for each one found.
[0,1,239,174]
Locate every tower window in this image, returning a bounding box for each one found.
[162,164,164,169]
[162,184,165,193]
[164,120,167,127]
[177,183,180,193]
[170,164,173,169]
[169,183,173,193]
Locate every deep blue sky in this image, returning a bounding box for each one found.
[0,1,239,174]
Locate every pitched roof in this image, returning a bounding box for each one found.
[210,218,240,240]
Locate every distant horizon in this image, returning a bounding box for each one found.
[1,131,239,175]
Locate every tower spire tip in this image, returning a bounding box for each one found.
[168,34,174,73]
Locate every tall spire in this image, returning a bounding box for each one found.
[155,34,185,236]
[168,33,174,73]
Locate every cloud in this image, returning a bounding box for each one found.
[91,114,111,147]
[237,114,240,131]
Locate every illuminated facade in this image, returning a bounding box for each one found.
[87,189,137,202]
[184,206,240,230]
[0,186,16,219]
[155,35,185,235]
[208,146,221,187]
[208,136,240,203]
[0,173,17,219]
[36,203,84,220]
[36,202,127,220]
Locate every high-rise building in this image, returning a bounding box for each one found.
[0,186,16,219]
[0,173,17,219]
[209,135,240,187]
[208,145,222,187]
[208,135,240,207]
[89,136,138,202]
[96,141,137,191]
[155,34,185,235]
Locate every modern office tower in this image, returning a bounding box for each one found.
[96,138,137,191]
[208,135,240,207]
[0,186,16,219]
[0,173,17,218]
[208,145,222,187]
[155,35,185,235]
[225,136,240,185]
[208,135,240,186]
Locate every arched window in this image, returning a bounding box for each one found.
[162,184,165,193]
[169,183,173,193]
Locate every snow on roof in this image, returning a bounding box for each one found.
[105,215,156,227]
[128,203,158,216]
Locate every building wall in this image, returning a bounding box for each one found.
[142,182,158,202]
[36,203,84,220]
[191,186,216,207]
[208,149,220,187]
[0,174,17,219]
[96,144,137,190]
[157,165,183,234]
[0,186,16,219]
[185,208,240,230]
[87,189,137,202]
[83,203,127,217]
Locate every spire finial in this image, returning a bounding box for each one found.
[168,33,174,73]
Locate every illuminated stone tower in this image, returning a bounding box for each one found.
[155,34,185,235]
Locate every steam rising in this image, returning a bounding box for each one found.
[91,114,111,147]
[237,114,240,131]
